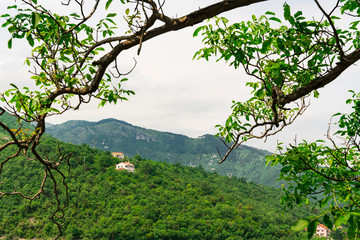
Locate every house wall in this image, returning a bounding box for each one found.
[116,162,135,172]
[315,224,330,238]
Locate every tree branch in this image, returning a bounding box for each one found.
[279,47,360,106]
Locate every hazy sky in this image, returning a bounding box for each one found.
[0,0,358,151]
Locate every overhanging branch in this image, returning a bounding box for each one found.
[280,48,360,106]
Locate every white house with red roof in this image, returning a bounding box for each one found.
[315,224,331,238]
[112,152,125,159]
[115,162,135,172]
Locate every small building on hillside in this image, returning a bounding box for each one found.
[116,162,135,172]
[112,152,124,159]
[315,224,331,238]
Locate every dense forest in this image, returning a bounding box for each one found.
[0,132,312,239]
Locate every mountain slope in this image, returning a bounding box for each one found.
[46,118,282,187]
[0,136,309,239]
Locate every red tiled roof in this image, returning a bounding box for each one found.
[121,162,134,166]
[318,224,329,230]
[112,152,124,155]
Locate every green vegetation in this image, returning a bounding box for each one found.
[194,1,360,238]
[46,118,282,188]
[1,2,260,236]
[268,91,360,239]
[0,136,310,239]
[1,0,360,239]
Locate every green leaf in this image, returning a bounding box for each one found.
[105,18,116,25]
[24,59,31,66]
[10,83,19,89]
[350,20,360,30]
[125,8,130,15]
[284,3,291,21]
[193,26,204,37]
[107,13,117,18]
[334,215,345,229]
[63,49,73,55]
[32,12,41,28]
[320,195,332,209]
[291,219,310,231]
[307,220,318,239]
[347,215,356,240]
[269,17,282,23]
[323,214,333,230]
[348,212,360,217]
[68,66,75,75]
[294,11,303,19]
[105,0,113,10]
[265,11,276,16]
[313,90,319,98]
[261,39,272,53]
[35,12,41,27]
[27,35,35,47]
[7,38,12,49]
[7,5,17,9]
[281,166,292,174]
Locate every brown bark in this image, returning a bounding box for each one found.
[279,48,360,106]
[50,0,268,102]
[92,0,268,69]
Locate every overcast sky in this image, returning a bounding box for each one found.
[0,0,358,151]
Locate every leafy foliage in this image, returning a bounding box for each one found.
[267,92,360,239]
[194,2,360,163]
[194,1,360,239]
[1,1,134,119]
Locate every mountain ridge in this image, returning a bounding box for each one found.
[46,118,282,187]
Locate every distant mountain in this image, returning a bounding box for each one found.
[47,118,282,187]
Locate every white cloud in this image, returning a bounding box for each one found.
[0,0,357,151]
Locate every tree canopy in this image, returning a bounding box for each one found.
[0,0,360,239]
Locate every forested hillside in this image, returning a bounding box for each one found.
[0,133,311,239]
[47,118,282,187]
